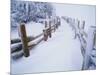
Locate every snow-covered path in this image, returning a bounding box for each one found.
[11,18,83,74]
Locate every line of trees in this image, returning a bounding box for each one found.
[11,0,55,28]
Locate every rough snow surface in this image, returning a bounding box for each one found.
[11,3,96,74]
[11,19,83,74]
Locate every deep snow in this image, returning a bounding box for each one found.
[11,18,83,74]
[11,3,96,74]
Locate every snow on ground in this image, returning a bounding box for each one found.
[11,22,44,39]
[53,3,96,33]
[11,18,83,74]
[11,3,95,74]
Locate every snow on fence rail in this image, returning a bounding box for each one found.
[62,16,87,56]
[82,26,96,70]
[11,17,61,59]
[62,16,96,70]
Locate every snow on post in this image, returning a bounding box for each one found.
[77,20,80,29]
[82,26,96,70]
[43,29,48,41]
[82,20,85,29]
[19,23,30,57]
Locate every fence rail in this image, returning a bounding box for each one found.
[62,16,96,70]
[11,16,61,58]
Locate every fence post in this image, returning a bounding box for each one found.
[53,18,56,32]
[48,20,52,38]
[78,20,80,29]
[20,23,30,57]
[58,17,61,26]
[82,20,85,29]
[82,26,96,70]
[55,17,58,29]
[43,29,48,41]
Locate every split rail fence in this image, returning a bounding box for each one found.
[62,16,96,70]
[11,16,61,59]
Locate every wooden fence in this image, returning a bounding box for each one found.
[11,16,61,58]
[62,16,96,70]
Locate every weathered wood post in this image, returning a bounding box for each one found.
[20,23,30,57]
[53,18,56,32]
[43,20,48,41]
[56,17,58,29]
[43,29,48,41]
[48,20,52,38]
[58,17,61,26]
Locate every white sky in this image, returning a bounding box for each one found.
[53,3,96,26]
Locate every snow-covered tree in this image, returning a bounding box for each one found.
[11,0,55,29]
